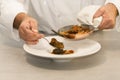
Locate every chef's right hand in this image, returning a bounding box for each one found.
[93,3,118,30]
[13,13,44,45]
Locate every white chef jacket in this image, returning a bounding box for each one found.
[0,0,120,41]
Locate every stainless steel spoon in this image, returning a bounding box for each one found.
[42,37,56,48]
[56,24,96,40]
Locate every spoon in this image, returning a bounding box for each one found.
[56,24,95,40]
[42,37,55,48]
[51,29,64,37]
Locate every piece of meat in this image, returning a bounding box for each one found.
[52,48,74,55]
[50,38,64,49]
[52,48,65,54]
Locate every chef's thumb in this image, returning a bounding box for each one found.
[29,20,38,33]
[32,29,38,33]
[32,29,44,37]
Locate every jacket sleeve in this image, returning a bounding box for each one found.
[0,0,26,41]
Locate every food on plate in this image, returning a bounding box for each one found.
[50,38,64,49]
[59,25,92,39]
[52,48,74,55]
[50,38,74,55]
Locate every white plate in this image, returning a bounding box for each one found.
[23,36,101,62]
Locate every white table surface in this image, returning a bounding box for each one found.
[0,30,120,80]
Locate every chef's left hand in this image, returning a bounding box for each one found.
[93,3,118,30]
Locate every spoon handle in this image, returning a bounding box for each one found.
[42,37,49,43]
[51,29,64,37]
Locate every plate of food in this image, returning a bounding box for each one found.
[23,36,101,62]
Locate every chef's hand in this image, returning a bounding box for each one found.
[13,13,44,45]
[93,3,118,30]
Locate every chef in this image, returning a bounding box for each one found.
[0,0,119,44]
